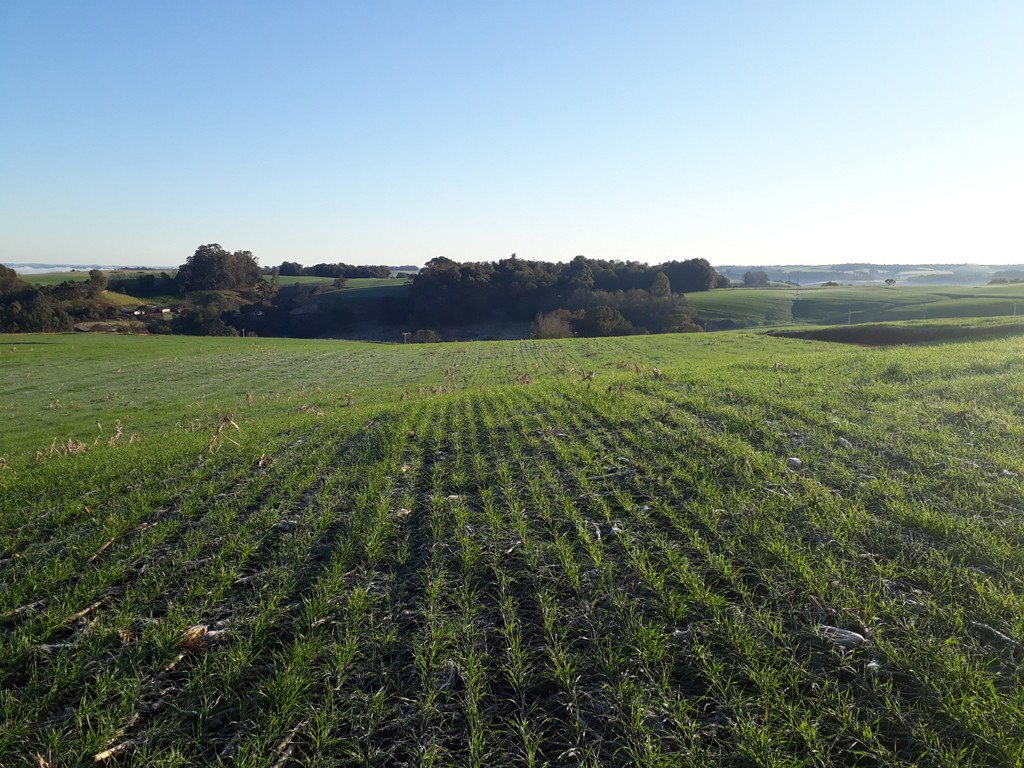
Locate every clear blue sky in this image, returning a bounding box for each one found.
[2,1,1022,268]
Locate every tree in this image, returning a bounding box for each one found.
[531,309,574,339]
[885,278,897,287]
[659,259,717,293]
[649,271,671,298]
[571,305,636,337]
[177,244,261,291]
[254,279,278,302]
[87,269,107,295]
[412,328,441,343]
[0,265,26,294]
[743,270,770,287]
[562,255,595,292]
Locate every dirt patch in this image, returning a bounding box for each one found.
[767,322,1024,346]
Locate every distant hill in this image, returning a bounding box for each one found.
[8,263,176,275]
[685,282,1024,329]
[715,263,1024,286]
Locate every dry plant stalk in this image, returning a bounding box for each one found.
[88,536,117,564]
[270,720,309,768]
[207,414,241,453]
[93,737,138,763]
[245,390,253,406]
[51,438,86,456]
[108,420,123,447]
[65,598,107,626]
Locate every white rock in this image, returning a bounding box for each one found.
[817,625,867,649]
[786,457,802,469]
[835,437,852,449]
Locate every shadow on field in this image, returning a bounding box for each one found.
[767,321,1024,346]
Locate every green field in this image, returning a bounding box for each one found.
[2,330,1024,765]
[17,270,175,287]
[687,285,1024,328]
[273,276,406,290]
[17,271,93,286]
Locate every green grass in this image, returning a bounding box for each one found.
[272,276,408,289]
[17,271,93,286]
[317,281,412,306]
[690,284,1024,328]
[17,269,176,287]
[2,330,1024,765]
[684,288,798,325]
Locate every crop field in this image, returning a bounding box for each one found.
[18,271,177,287]
[686,285,1024,328]
[16,272,92,286]
[2,330,1024,766]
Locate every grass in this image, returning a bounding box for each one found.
[2,329,1024,765]
[688,284,1024,328]
[17,270,175,287]
[272,276,409,290]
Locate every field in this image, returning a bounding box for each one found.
[17,271,94,286]
[17,271,175,287]
[2,330,1024,766]
[686,285,1024,328]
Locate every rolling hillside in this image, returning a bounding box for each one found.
[687,284,1024,328]
[2,330,1023,765]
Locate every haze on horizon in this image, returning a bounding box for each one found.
[1,2,1021,270]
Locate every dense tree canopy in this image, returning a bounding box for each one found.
[407,255,717,334]
[276,261,392,279]
[0,265,98,332]
[744,270,770,287]
[176,244,262,292]
[0,264,26,294]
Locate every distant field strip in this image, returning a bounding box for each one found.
[686,284,1024,327]
[2,332,1024,765]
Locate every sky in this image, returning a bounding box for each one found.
[1,1,1022,269]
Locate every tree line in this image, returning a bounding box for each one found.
[0,265,109,332]
[2,247,729,338]
[402,254,726,336]
[277,262,391,279]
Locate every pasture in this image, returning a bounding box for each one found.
[2,330,1023,766]
[686,284,1024,328]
